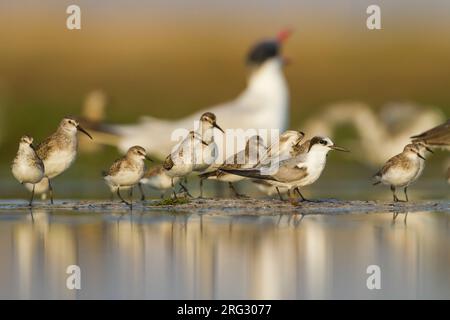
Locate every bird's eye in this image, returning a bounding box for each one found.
[320,140,327,145]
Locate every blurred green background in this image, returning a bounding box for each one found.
[0,0,449,199]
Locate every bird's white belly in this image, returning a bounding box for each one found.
[141,174,178,190]
[166,163,193,178]
[44,150,76,178]
[12,162,43,184]
[194,143,217,171]
[25,177,49,194]
[108,169,144,187]
[382,166,418,187]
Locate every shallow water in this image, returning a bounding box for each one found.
[0,208,448,299]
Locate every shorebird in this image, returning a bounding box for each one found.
[80,30,292,160]
[140,165,180,198]
[373,143,429,202]
[11,135,45,206]
[220,136,349,203]
[163,131,208,197]
[103,146,151,207]
[35,117,92,203]
[193,112,224,196]
[199,135,266,198]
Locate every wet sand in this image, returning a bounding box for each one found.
[0,199,448,215]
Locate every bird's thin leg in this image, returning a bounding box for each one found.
[110,191,114,202]
[129,187,133,210]
[404,187,409,202]
[276,187,284,201]
[391,185,399,202]
[29,184,35,207]
[138,183,145,201]
[48,179,54,204]
[294,187,311,202]
[179,181,193,198]
[117,187,131,205]
[171,178,178,199]
[199,178,204,198]
[228,182,248,199]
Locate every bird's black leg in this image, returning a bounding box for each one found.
[294,187,312,202]
[171,178,178,199]
[391,185,399,202]
[138,183,145,201]
[29,184,35,207]
[276,187,284,201]
[199,178,204,198]
[404,186,409,202]
[179,181,193,198]
[129,187,133,210]
[48,179,54,204]
[228,182,247,199]
[117,187,131,205]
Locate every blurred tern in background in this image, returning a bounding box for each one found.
[82,30,292,160]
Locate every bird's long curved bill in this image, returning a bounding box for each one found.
[213,122,225,133]
[330,145,350,152]
[425,147,434,153]
[77,125,93,140]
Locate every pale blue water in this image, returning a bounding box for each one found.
[0,208,448,299]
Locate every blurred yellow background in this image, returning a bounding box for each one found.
[0,0,449,197]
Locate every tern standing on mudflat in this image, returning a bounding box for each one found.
[11,135,45,206]
[221,136,349,203]
[35,117,92,203]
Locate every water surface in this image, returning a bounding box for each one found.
[0,209,448,299]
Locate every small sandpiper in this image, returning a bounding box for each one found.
[163,131,208,197]
[193,112,224,197]
[221,136,349,203]
[36,117,93,203]
[103,146,151,207]
[140,165,180,198]
[199,135,266,198]
[11,135,45,206]
[373,143,429,202]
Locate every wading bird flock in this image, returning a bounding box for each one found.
[11,113,449,207]
[10,30,450,207]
